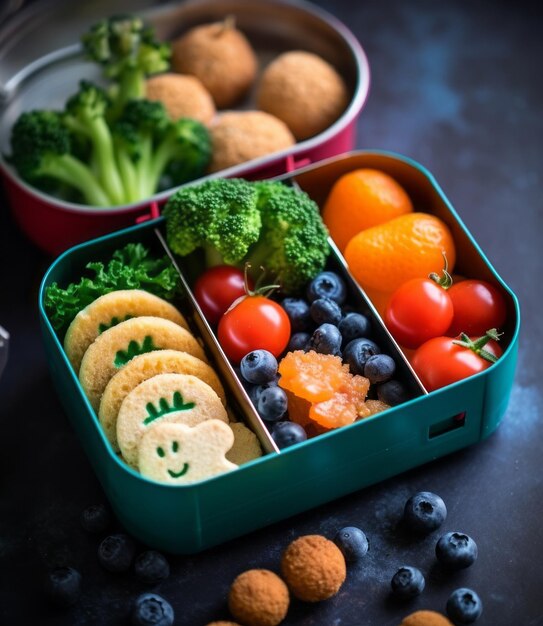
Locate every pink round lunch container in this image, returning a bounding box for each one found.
[0,0,370,256]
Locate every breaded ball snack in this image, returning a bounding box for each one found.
[64,290,189,372]
[209,111,295,172]
[79,316,207,410]
[400,611,454,626]
[172,20,257,108]
[257,51,349,140]
[146,73,216,124]
[226,422,263,466]
[280,534,346,602]
[228,569,289,626]
[117,372,228,467]
[99,349,226,451]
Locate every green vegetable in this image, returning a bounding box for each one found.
[163,179,330,294]
[8,110,111,206]
[63,81,125,205]
[113,99,211,200]
[44,243,180,335]
[8,17,209,207]
[248,181,330,293]
[82,15,170,119]
[163,178,262,266]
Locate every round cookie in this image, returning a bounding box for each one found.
[99,349,226,451]
[64,290,189,372]
[138,420,237,485]
[79,317,206,410]
[117,373,228,468]
[226,422,263,466]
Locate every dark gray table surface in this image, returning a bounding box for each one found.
[1,1,542,624]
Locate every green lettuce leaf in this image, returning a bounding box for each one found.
[44,243,180,335]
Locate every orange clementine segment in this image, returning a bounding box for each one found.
[278,351,350,403]
[322,169,413,252]
[344,212,456,293]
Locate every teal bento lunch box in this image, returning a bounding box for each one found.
[38,151,520,554]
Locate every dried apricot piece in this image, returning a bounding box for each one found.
[322,169,413,252]
[344,212,456,293]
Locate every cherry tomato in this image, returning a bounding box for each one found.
[411,333,503,392]
[447,279,507,336]
[384,278,454,349]
[218,295,291,363]
[194,266,253,325]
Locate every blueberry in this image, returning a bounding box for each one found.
[377,380,410,406]
[338,313,371,345]
[134,550,170,584]
[98,533,135,573]
[307,271,347,305]
[364,354,396,384]
[343,338,380,374]
[258,386,288,422]
[281,298,312,332]
[310,298,342,326]
[46,567,82,607]
[271,421,307,448]
[308,323,342,355]
[333,527,369,562]
[247,380,278,405]
[447,588,483,623]
[436,532,478,569]
[403,492,447,534]
[390,566,425,599]
[131,593,174,626]
[287,332,311,352]
[240,350,278,384]
[80,503,110,534]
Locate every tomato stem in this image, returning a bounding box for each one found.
[429,251,453,289]
[452,328,503,363]
[244,262,280,298]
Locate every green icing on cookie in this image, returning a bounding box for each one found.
[143,391,196,425]
[98,314,133,334]
[157,446,165,458]
[114,335,158,367]
[168,463,189,478]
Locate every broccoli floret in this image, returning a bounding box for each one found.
[114,100,211,200]
[112,98,169,200]
[63,81,125,205]
[163,178,262,265]
[9,110,111,206]
[82,15,170,117]
[247,181,330,294]
[150,117,212,191]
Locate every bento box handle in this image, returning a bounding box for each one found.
[285,155,311,173]
[135,202,161,224]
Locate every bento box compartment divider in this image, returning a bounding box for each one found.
[152,227,280,455]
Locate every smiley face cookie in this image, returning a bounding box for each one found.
[99,349,226,451]
[79,316,207,410]
[64,290,189,372]
[138,420,237,485]
[226,422,263,466]
[117,372,228,467]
